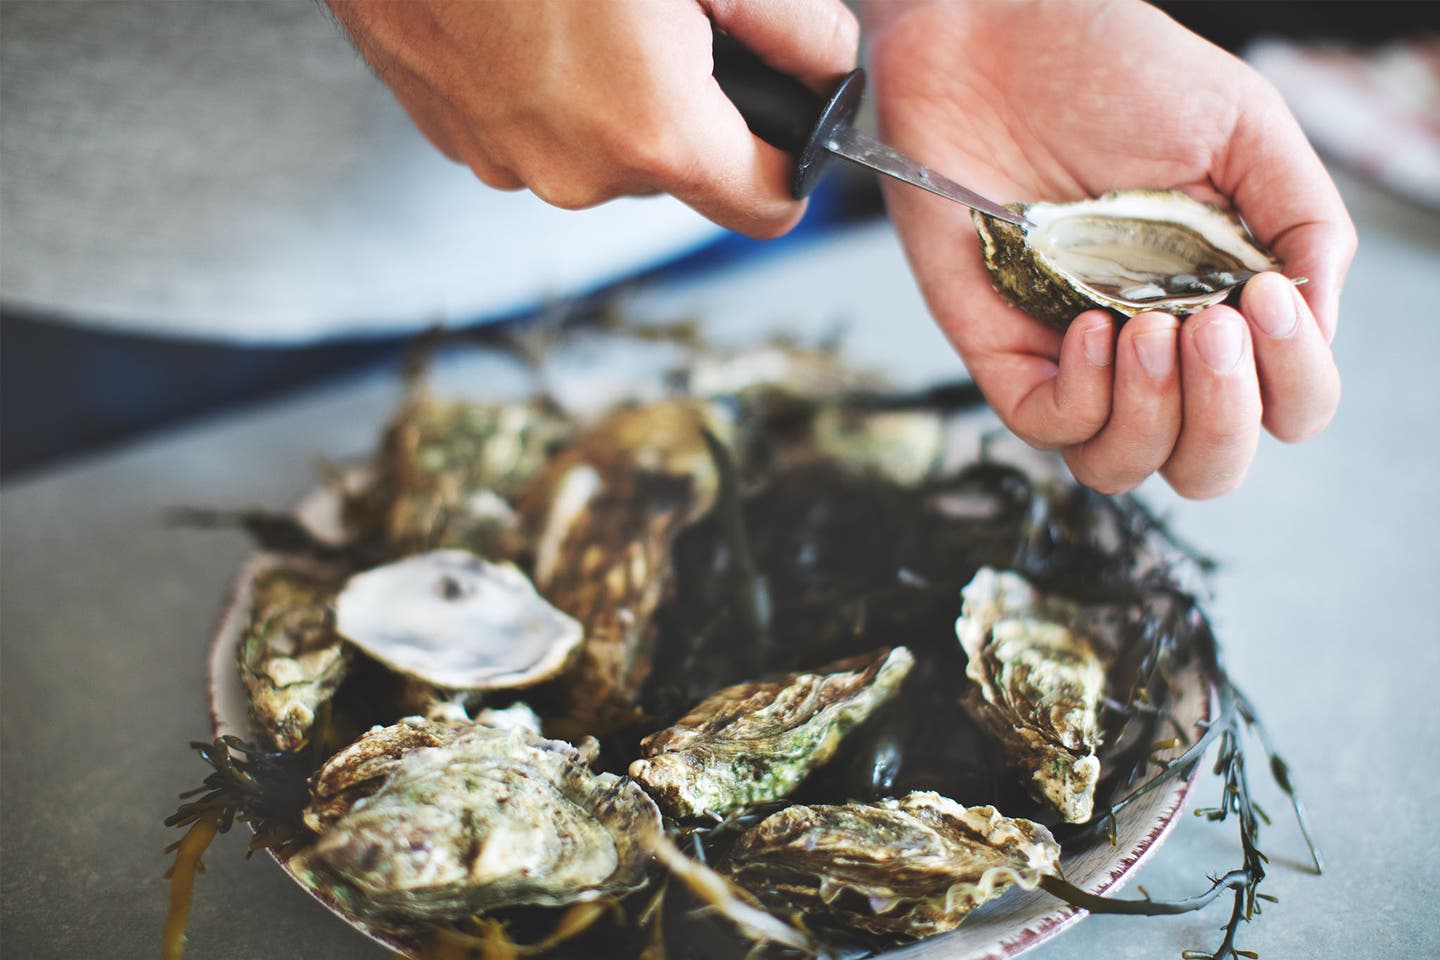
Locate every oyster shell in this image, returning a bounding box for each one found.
[334,549,582,693]
[303,707,556,834]
[727,791,1060,938]
[518,399,724,730]
[238,564,350,752]
[293,723,661,922]
[956,568,1107,823]
[975,190,1282,329]
[346,396,573,559]
[629,647,915,819]
[807,406,946,486]
[303,716,464,834]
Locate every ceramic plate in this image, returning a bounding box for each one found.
[207,469,1209,960]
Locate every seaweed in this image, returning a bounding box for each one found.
[161,737,313,960]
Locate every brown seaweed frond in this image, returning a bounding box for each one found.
[161,737,313,960]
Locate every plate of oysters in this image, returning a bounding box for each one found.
[167,179,1337,959]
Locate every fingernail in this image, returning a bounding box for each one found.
[1195,314,1245,373]
[1251,273,1299,339]
[1133,327,1176,380]
[1082,321,1113,367]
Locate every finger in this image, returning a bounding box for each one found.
[1160,306,1262,499]
[1064,312,1182,494]
[1218,80,1357,342]
[649,81,808,237]
[703,0,860,91]
[988,310,1114,450]
[1240,271,1341,442]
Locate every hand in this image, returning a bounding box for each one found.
[324,0,858,238]
[869,0,1353,498]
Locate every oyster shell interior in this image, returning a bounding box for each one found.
[976,190,1283,328]
[334,549,581,692]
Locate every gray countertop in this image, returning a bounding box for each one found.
[4,170,1438,959]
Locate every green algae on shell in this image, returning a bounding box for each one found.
[629,647,915,819]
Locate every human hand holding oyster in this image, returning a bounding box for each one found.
[870,0,1353,499]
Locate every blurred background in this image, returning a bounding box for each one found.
[1,0,1437,478]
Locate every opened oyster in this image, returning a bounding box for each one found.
[956,568,1107,823]
[975,190,1283,329]
[293,723,661,923]
[334,549,582,694]
[630,647,915,819]
[728,791,1060,938]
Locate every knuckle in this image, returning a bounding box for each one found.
[1064,456,1140,497]
[1269,405,1337,444]
[528,176,611,211]
[1174,475,1241,501]
[463,158,519,191]
[617,132,692,188]
[739,208,801,240]
[1165,462,1246,500]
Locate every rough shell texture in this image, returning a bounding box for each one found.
[974,190,1282,330]
[238,564,350,752]
[303,716,464,834]
[956,568,1107,823]
[334,550,582,693]
[293,724,661,922]
[518,399,723,731]
[629,647,915,819]
[345,396,573,559]
[728,791,1060,938]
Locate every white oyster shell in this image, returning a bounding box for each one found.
[334,549,581,691]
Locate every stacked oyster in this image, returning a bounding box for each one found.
[227,340,1164,956]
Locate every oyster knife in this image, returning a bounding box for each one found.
[712,31,1030,228]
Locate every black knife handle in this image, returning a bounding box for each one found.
[711,30,866,199]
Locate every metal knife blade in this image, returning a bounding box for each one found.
[825,127,1032,228]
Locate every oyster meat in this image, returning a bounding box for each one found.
[630,647,915,819]
[975,190,1282,329]
[238,564,350,752]
[293,723,662,922]
[956,568,1107,823]
[519,399,724,730]
[728,791,1060,938]
[334,549,582,693]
